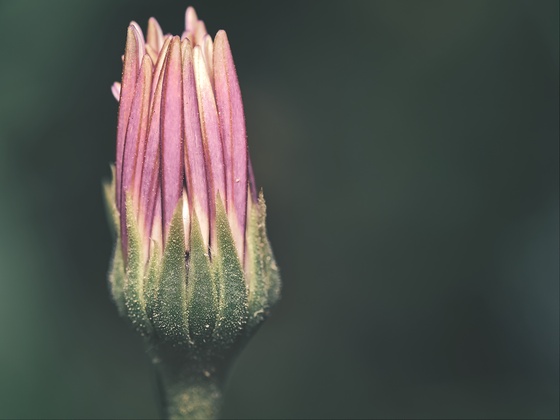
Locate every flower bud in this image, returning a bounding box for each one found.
[103,6,280,368]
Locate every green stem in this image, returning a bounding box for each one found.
[150,344,225,419]
[159,372,223,419]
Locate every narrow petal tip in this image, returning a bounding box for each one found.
[111,82,121,101]
[129,22,146,63]
[147,17,164,53]
[185,6,198,32]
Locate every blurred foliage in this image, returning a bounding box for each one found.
[0,1,558,418]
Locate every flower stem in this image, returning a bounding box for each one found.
[159,373,223,419]
[150,344,225,419]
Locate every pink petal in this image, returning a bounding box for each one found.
[213,30,248,258]
[131,55,155,215]
[111,82,121,102]
[202,34,214,85]
[160,36,184,242]
[130,21,146,62]
[145,44,158,65]
[120,54,153,256]
[116,25,140,214]
[139,45,169,256]
[182,39,210,249]
[194,45,226,248]
[147,17,164,54]
[151,36,172,102]
[181,30,191,43]
[185,6,198,33]
[194,21,207,46]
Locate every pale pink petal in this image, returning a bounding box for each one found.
[194,21,207,46]
[194,45,226,248]
[160,36,184,242]
[147,17,164,54]
[120,54,153,257]
[181,31,191,43]
[213,30,248,258]
[182,39,210,249]
[116,25,140,213]
[145,44,158,64]
[151,36,172,102]
[130,21,146,62]
[111,82,121,102]
[202,34,214,85]
[185,6,198,33]
[131,55,155,215]
[139,44,169,256]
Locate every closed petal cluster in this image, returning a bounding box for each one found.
[113,7,254,266]
[104,7,280,356]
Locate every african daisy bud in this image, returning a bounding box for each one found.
[103,7,280,419]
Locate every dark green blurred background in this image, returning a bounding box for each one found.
[0,1,558,418]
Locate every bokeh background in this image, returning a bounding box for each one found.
[0,1,558,418]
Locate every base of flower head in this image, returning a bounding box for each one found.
[103,167,280,356]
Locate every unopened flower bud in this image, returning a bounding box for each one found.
[103,7,280,418]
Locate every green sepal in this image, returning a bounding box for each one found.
[144,240,162,324]
[108,238,126,316]
[123,195,151,336]
[152,200,189,345]
[245,191,281,331]
[212,197,248,349]
[245,194,268,330]
[104,167,126,315]
[102,165,119,239]
[186,212,217,345]
[257,192,281,312]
